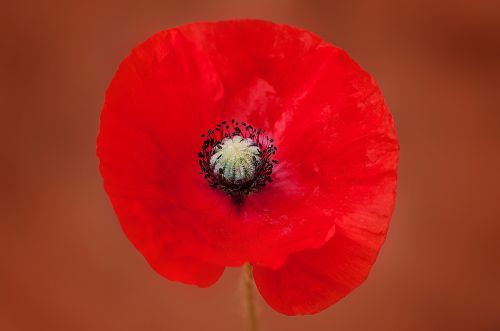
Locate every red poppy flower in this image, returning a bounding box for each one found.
[97,19,399,315]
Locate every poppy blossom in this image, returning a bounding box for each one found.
[97,19,399,315]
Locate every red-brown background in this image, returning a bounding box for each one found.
[1,1,499,330]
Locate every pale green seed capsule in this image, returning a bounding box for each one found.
[210,136,261,184]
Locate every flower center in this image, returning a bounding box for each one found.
[210,136,261,184]
[198,120,278,203]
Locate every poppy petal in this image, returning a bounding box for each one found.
[253,171,397,315]
[110,193,225,287]
[98,21,328,270]
[240,38,398,268]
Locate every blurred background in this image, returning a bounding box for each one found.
[1,0,499,330]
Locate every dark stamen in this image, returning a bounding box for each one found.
[197,120,278,202]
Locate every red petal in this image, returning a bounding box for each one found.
[240,35,398,268]
[110,193,225,287]
[253,172,397,315]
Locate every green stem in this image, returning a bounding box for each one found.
[243,263,258,331]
